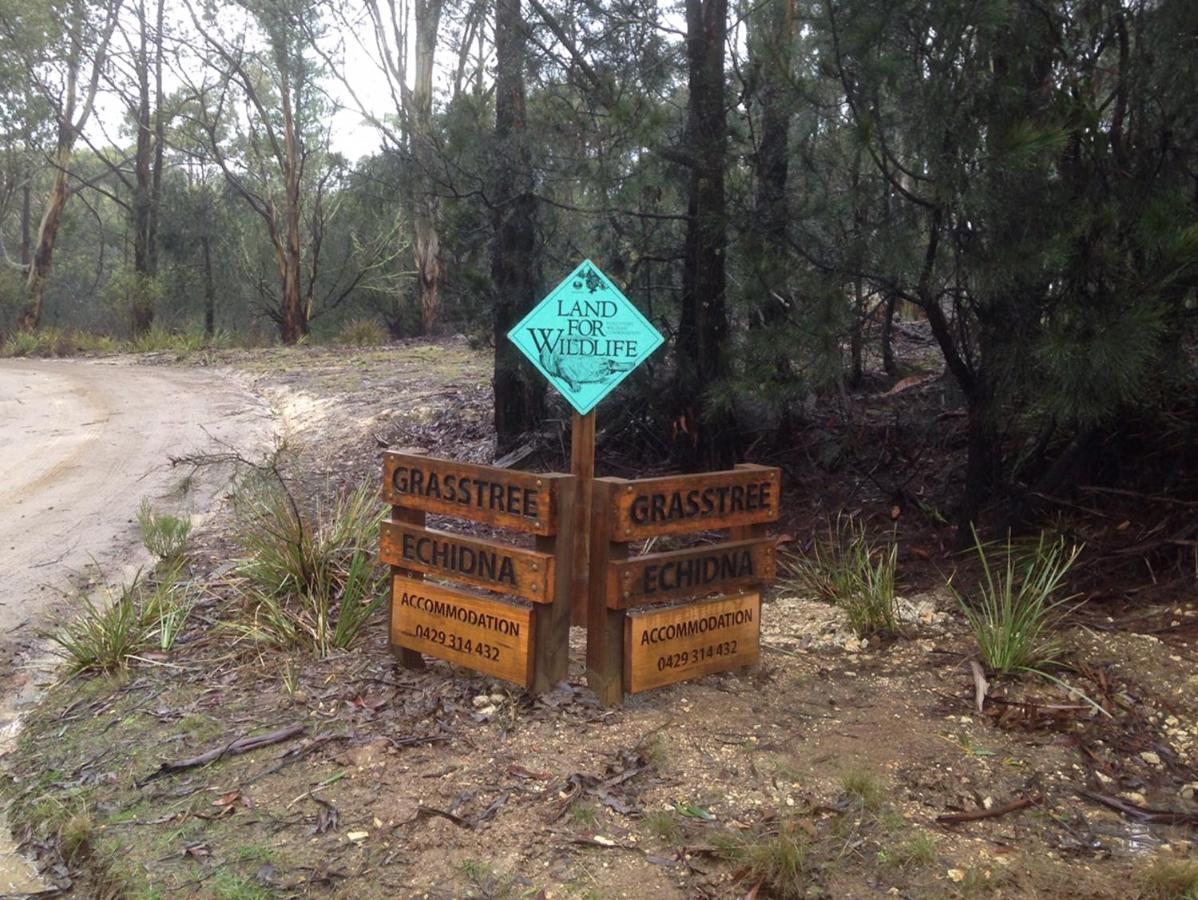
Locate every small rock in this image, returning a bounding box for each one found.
[948,868,966,883]
[489,693,506,704]
[1141,751,1162,767]
[472,695,491,709]
[1181,783,1197,801]
[346,831,369,842]
[1095,771,1115,786]
[477,705,497,717]
[1120,791,1148,806]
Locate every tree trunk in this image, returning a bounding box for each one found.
[674,0,734,469]
[201,233,215,338]
[881,290,897,376]
[19,171,31,267]
[278,58,307,345]
[22,141,72,331]
[491,0,543,453]
[411,0,443,335]
[131,0,155,336]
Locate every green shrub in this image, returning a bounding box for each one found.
[231,477,386,656]
[336,317,388,347]
[136,499,191,560]
[130,325,206,354]
[952,529,1081,675]
[1,326,74,357]
[785,515,899,638]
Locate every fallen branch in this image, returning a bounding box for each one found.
[1079,790,1198,826]
[139,724,307,785]
[936,794,1039,824]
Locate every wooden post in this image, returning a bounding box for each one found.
[586,478,627,706]
[389,503,426,671]
[532,474,575,693]
[570,411,596,627]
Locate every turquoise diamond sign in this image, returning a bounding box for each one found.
[508,260,664,415]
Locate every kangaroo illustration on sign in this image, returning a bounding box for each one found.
[538,342,634,392]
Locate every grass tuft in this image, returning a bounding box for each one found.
[785,514,899,638]
[231,475,385,656]
[716,821,811,900]
[50,566,195,673]
[841,769,886,812]
[137,499,192,560]
[952,528,1082,675]
[336,317,389,347]
[1140,857,1198,900]
[644,809,682,844]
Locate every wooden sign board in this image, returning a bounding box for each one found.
[608,466,781,540]
[380,520,555,604]
[624,593,760,693]
[382,452,558,536]
[607,537,776,609]
[391,576,534,687]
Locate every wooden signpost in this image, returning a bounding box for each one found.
[586,464,781,705]
[380,260,782,704]
[381,450,574,693]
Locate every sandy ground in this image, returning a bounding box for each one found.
[0,358,273,893]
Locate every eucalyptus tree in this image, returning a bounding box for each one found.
[0,0,123,331]
[181,0,344,343]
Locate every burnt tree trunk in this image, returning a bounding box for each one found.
[674,0,735,469]
[491,0,543,453]
[201,233,215,338]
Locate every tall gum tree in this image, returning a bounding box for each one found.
[0,0,123,330]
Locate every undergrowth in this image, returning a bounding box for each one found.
[230,473,385,656]
[952,528,1082,675]
[785,514,899,638]
[49,564,195,673]
[137,499,192,560]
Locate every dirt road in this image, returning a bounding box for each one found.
[0,358,272,674]
[0,358,271,893]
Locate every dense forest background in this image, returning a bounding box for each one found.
[1,0,1196,538]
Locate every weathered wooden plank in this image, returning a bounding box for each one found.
[382,451,559,535]
[389,504,426,671]
[607,464,781,540]
[586,478,627,706]
[624,593,761,693]
[607,537,776,609]
[390,576,534,687]
[380,520,555,603]
[532,474,576,693]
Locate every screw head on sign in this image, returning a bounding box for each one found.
[536,479,543,487]
[535,522,542,529]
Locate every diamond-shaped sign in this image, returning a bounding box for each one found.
[508,260,664,415]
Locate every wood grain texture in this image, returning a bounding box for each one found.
[607,464,781,539]
[608,537,776,609]
[570,410,595,627]
[391,576,534,687]
[380,520,555,603]
[624,593,761,693]
[382,451,562,535]
[586,479,627,706]
[532,473,576,693]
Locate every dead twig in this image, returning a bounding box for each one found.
[969,660,989,714]
[1078,790,1198,826]
[138,724,307,785]
[937,794,1039,824]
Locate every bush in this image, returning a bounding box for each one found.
[1140,857,1198,900]
[136,499,192,560]
[336,317,388,347]
[130,326,206,354]
[0,326,75,358]
[231,476,386,656]
[952,529,1082,675]
[785,515,899,638]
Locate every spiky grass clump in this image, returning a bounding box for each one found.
[1140,857,1198,900]
[785,514,900,638]
[136,499,192,560]
[953,529,1082,675]
[231,476,385,656]
[715,821,811,900]
[50,566,194,673]
[336,317,388,347]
